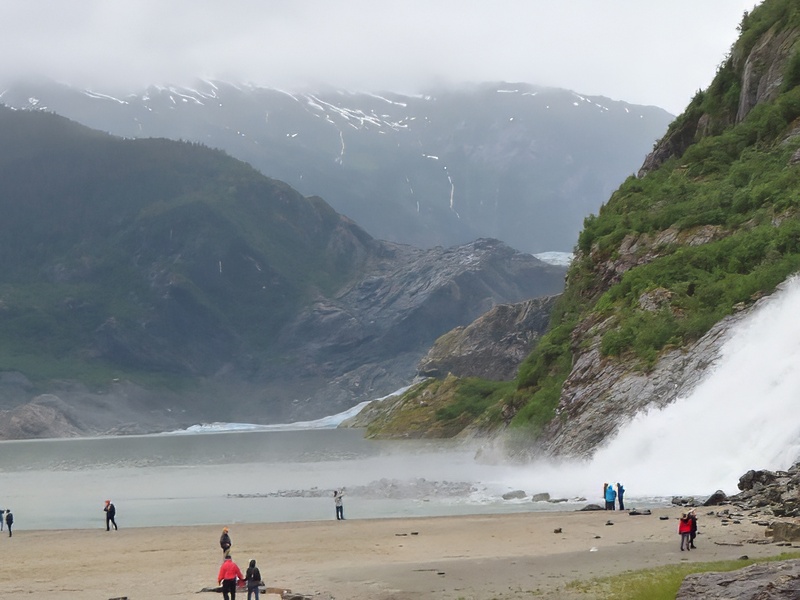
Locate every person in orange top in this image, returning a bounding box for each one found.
[217,555,244,600]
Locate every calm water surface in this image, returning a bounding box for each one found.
[0,428,611,530]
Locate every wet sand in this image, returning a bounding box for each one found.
[0,506,787,599]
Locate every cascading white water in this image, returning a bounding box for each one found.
[585,275,800,496]
[503,276,800,502]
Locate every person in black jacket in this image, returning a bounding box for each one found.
[688,509,698,549]
[5,509,13,537]
[245,558,262,600]
[220,527,232,558]
[104,500,118,531]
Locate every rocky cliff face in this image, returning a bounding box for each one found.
[417,295,559,381]
[639,21,800,177]
[275,240,565,421]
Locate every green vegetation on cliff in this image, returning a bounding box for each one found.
[508,0,800,431]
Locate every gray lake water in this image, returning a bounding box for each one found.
[1,428,628,531]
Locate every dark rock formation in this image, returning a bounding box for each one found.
[728,463,800,519]
[703,490,729,506]
[675,559,800,600]
[502,490,527,500]
[417,295,559,381]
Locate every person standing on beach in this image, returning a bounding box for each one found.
[245,558,262,600]
[334,489,345,520]
[678,513,692,551]
[5,509,12,537]
[604,483,616,510]
[104,500,118,531]
[220,527,232,558]
[217,555,244,600]
[688,509,698,549]
[0,508,4,531]
[616,483,625,511]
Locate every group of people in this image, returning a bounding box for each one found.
[217,527,263,600]
[0,509,12,536]
[213,488,344,599]
[603,482,625,510]
[678,509,699,551]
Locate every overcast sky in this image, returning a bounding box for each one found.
[1,0,762,115]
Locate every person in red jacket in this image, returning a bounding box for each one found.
[678,513,692,551]
[217,555,244,600]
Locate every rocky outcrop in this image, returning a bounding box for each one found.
[0,382,191,439]
[417,295,559,381]
[734,24,800,122]
[0,395,85,439]
[591,225,728,289]
[676,559,800,600]
[729,463,800,518]
[276,239,565,421]
[639,21,800,177]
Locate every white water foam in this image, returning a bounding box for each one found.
[506,275,800,501]
[585,275,800,495]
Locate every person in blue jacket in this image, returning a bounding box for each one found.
[604,483,616,510]
[616,483,625,511]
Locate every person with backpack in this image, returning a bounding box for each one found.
[245,558,263,600]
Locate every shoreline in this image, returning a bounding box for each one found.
[2,506,793,599]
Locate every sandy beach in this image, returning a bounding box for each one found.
[0,506,790,599]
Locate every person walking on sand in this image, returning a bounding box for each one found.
[217,555,244,600]
[220,527,232,558]
[679,512,692,551]
[0,509,4,531]
[333,488,345,520]
[245,558,262,600]
[104,500,117,531]
[5,509,12,537]
[616,482,625,511]
[688,509,698,549]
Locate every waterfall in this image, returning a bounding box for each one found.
[510,276,800,501]
[586,275,800,496]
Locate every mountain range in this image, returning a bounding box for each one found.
[0,80,672,254]
[0,105,565,437]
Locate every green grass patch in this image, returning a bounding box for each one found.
[568,552,800,600]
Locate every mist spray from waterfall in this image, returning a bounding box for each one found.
[506,276,800,501]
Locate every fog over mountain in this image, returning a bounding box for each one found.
[0,79,673,253]
[1,0,761,115]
